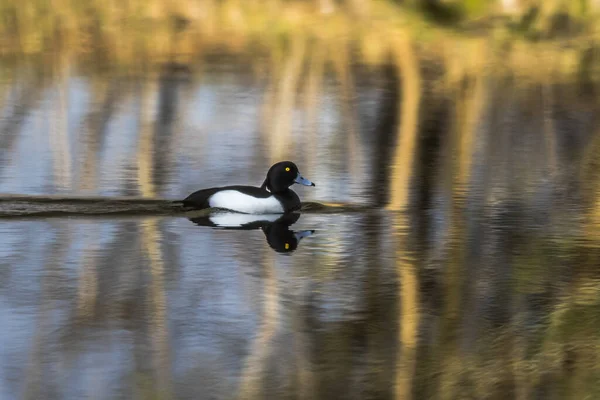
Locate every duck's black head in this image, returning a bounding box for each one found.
[260,161,315,193]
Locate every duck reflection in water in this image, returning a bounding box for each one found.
[187,212,314,254]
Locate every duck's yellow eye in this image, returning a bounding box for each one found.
[285,167,290,172]
[285,243,290,249]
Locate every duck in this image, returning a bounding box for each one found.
[181,161,315,214]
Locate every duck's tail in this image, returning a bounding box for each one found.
[170,199,192,210]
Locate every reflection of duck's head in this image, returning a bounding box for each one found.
[188,212,314,254]
[263,220,315,254]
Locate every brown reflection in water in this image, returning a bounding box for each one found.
[331,39,362,177]
[78,79,125,192]
[137,80,158,198]
[292,277,316,400]
[542,84,558,177]
[266,33,307,162]
[153,64,188,193]
[452,43,487,193]
[23,223,74,399]
[49,55,73,191]
[76,227,99,321]
[387,35,421,211]
[238,251,279,399]
[580,105,600,228]
[0,67,46,176]
[394,213,419,400]
[137,89,173,397]
[141,219,173,399]
[303,40,325,172]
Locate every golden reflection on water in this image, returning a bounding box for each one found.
[137,84,173,397]
[268,33,306,163]
[238,251,278,399]
[394,213,419,400]
[387,34,421,212]
[141,219,173,399]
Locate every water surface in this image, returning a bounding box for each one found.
[1,60,600,399]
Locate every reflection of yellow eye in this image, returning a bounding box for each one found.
[285,167,290,172]
[285,243,290,249]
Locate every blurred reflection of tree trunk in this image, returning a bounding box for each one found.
[78,79,123,192]
[132,74,174,395]
[238,252,279,399]
[304,41,325,172]
[454,92,482,351]
[332,39,362,179]
[361,211,398,398]
[437,66,489,399]
[0,78,7,113]
[141,218,173,399]
[49,55,73,191]
[542,84,557,177]
[76,226,100,321]
[395,214,420,400]
[579,111,600,226]
[153,65,186,194]
[270,33,306,162]
[435,122,463,400]
[455,68,486,192]
[533,284,583,398]
[371,62,399,207]
[135,75,173,396]
[292,280,316,400]
[24,223,72,400]
[85,220,147,394]
[260,45,283,159]
[137,80,159,197]
[168,71,197,177]
[577,89,600,229]
[387,35,421,211]
[0,70,45,179]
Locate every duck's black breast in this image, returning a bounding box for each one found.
[182,185,272,209]
[273,189,301,213]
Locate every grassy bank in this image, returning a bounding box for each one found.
[2,0,600,83]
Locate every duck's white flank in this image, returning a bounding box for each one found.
[208,190,284,214]
[209,213,282,227]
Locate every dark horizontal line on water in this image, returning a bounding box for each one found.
[0,194,372,218]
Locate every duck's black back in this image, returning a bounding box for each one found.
[273,190,301,212]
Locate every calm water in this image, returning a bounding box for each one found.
[1,60,600,399]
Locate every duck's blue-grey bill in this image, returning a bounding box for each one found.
[294,230,315,242]
[295,173,315,187]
